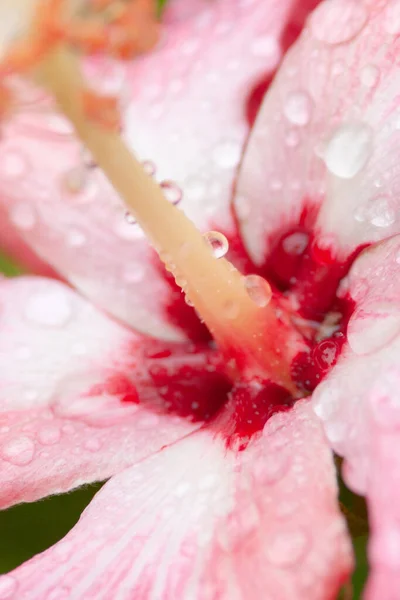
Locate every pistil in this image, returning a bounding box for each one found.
[2,3,308,391]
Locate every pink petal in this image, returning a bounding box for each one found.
[0,276,199,507]
[312,235,400,492]
[364,371,400,600]
[235,0,400,266]
[8,401,352,599]
[0,0,298,340]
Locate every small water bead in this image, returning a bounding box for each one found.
[354,195,396,228]
[0,575,18,599]
[265,528,309,567]
[9,202,36,231]
[385,0,400,35]
[66,228,87,248]
[24,289,73,328]
[282,232,309,256]
[84,438,102,452]
[251,35,280,59]
[203,231,229,259]
[313,339,339,370]
[1,436,35,466]
[310,0,368,45]
[323,122,373,179]
[160,180,182,205]
[360,65,380,88]
[244,275,272,308]
[37,424,61,446]
[62,166,89,195]
[283,91,313,126]
[1,150,29,179]
[212,140,241,169]
[124,211,136,225]
[285,129,300,148]
[142,160,156,176]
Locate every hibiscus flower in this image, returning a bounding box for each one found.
[0,0,397,597]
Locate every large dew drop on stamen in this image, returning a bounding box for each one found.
[203,231,229,259]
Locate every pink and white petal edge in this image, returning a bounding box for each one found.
[0,0,299,340]
[4,401,352,600]
[234,0,400,265]
[0,276,198,508]
[312,235,400,598]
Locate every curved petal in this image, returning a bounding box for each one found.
[235,0,400,266]
[0,0,300,340]
[6,401,352,599]
[312,235,400,493]
[0,276,200,507]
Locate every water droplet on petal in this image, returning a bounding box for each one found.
[142,160,156,176]
[212,141,241,169]
[1,436,35,466]
[37,424,61,446]
[283,91,313,126]
[285,129,300,148]
[313,339,339,370]
[24,288,73,327]
[310,0,368,45]
[251,35,280,59]
[354,194,396,228]
[124,211,136,225]
[1,150,29,179]
[265,528,309,567]
[160,180,182,205]
[203,231,229,258]
[0,575,18,599]
[282,232,309,256]
[252,452,290,484]
[9,202,37,231]
[323,122,373,179]
[62,167,88,195]
[244,275,272,308]
[84,438,102,452]
[66,228,87,247]
[360,65,380,88]
[385,1,400,35]
[348,302,400,355]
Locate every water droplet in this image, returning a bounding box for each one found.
[265,529,309,567]
[66,228,87,247]
[283,91,313,126]
[0,575,17,599]
[1,436,35,466]
[253,452,290,484]
[9,202,36,231]
[142,160,156,176]
[212,141,241,169]
[37,424,61,446]
[244,275,272,308]
[24,288,72,327]
[160,180,182,205]
[313,339,339,370]
[323,122,373,179]
[385,1,400,34]
[348,302,400,355]
[354,194,396,228]
[282,232,309,256]
[45,114,74,136]
[360,65,380,88]
[310,0,368,45]
[203,231,229,259]
[84,438,102,452]
[62,167,88,195]
[125,211,136,225]
[285,129,300,148]
[251,35,280,59]
[1,150,28,179]
[218,504,260,551]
